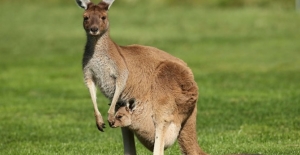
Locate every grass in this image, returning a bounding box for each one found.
[0,1,300,154]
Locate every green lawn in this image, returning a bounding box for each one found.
[0,1,299,155]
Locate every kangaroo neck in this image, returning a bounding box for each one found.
[86,31,111,54]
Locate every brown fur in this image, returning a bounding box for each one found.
[113,62,206,155]
[76,0,207,154]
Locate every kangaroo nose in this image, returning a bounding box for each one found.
[90,27,98,32]
[108,120,115,127]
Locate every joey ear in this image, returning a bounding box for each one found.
[125,107,132,113]
[75,0,91,9]
[102,0,115,10]
[128,98,135,110]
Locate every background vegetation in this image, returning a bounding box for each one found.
[161,0,294,9]
[0,0,299,154]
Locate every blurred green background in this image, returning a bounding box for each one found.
[0,0,299,154]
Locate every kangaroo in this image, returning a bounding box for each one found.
[75,0,207,154]
[111,68,206,154]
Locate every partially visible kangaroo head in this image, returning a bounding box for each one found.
[113,106,132,128]
[75,0,114,36]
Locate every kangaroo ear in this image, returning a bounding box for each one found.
[102,0,115,10]
[75,0,91,9]
[125,107,132,114]
[128,98,135,110]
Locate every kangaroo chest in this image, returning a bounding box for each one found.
[84,53,118,99]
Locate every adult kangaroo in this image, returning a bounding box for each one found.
[75,0,207,154]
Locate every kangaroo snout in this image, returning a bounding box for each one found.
[108,120,115,128]
[90,26,99,35]
[90,27,98,32]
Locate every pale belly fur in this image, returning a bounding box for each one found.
[164,122,181,148]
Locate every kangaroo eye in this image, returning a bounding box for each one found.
[83,16,89,21]
[101,16,106,20]
[117,115,122,119]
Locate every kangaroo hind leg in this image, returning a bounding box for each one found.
[177,106,207,155]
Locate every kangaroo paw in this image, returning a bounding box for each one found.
[96,121,106,132]
[107,113,116,127]
[95,115,105,132]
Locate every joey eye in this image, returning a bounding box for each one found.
[116,115,122,119]
[101,16,106,20]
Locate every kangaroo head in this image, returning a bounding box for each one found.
[113,106,132,128]
[75,0,114,36]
